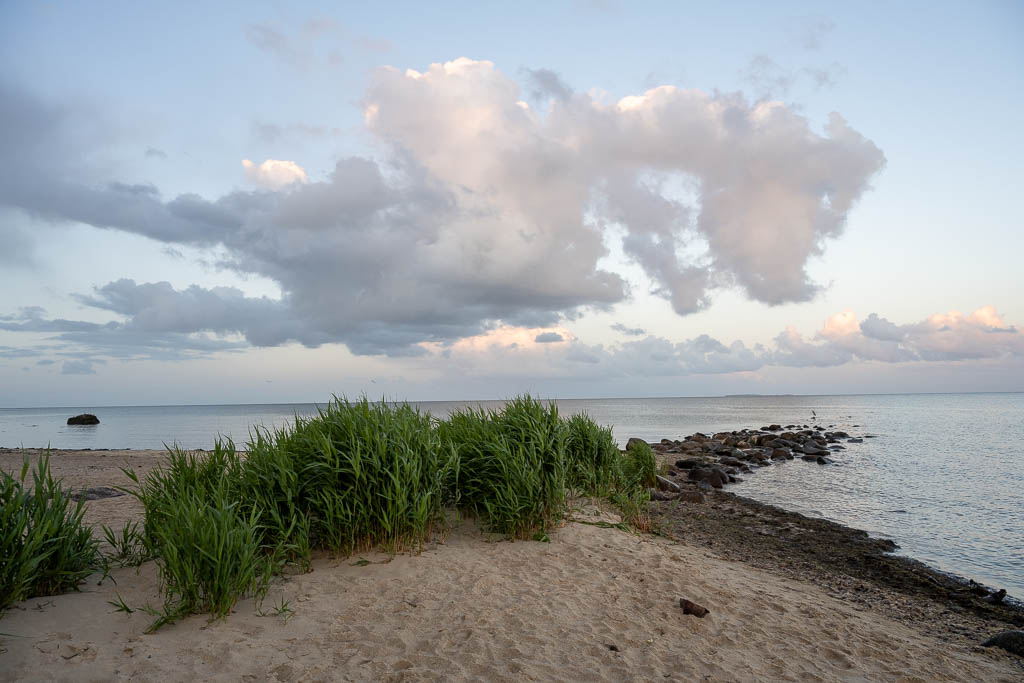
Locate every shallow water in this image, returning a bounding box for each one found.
[2,393,1021,598]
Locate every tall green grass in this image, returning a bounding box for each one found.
[623,439,657,489]
[1,455,100,614]
[116,394,653,629]
[564,412,622,496]
[439,397,567,537]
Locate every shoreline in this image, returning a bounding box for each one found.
[4,441,1022,606]
[1,446,1022,679]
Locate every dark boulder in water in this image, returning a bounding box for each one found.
[67,413,99,425]
[981,630,1024,657]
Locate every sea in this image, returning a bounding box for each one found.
[2,393,1021,599]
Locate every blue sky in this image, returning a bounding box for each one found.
[1,1,1022,406]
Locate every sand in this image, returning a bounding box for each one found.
[1,449,1021,682]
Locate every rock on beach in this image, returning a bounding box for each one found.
[67,413,100,425]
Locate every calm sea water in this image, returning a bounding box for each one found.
[2,393,1021,598]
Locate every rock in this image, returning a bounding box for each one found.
[678,491,705,504]
[675,459,703,469]
[695,480,714,492]
[801,454,818,462]
[764,424,782,431]
[816,456,832,465]
[847,438,864,443]
[626,437,648,450]
[649,488,677,501]
[679,598,709,618]
[67,413,99,425]
[984,589,1007,604]
[719,456,743,467]
[832,431,850,438]
[981,630,1024,657]
[70,486,124,502]
[655,475,681,493]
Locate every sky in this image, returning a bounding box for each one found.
[1,0,1022,407]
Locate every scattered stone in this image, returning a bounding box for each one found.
[606,643,620,652]
[679,598,709,618]
[847,438,864,443]
[70,486,125,502]
[655,474,681,493]
[678,491,705,504]
[67,413,99,425]
[649,488,677,501]
[981,630,1024,656]
[626,437,648,450]
[985,589,1007,605]
[674,459,703,470]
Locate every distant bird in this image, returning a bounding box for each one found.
[370,379,377,384]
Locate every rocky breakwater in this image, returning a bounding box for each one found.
[636,423,866,498]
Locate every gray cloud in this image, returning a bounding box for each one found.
[793,17,835,50]
[145,147,167,159]
[524,68,573,101]
[860,313,905,341]
[252,121,339,143]
[0,63,884,356]
[739,54,795,97]
[611,323,646,336]
[534,332,564,343]
[61,359,97,375]
[245,24,308,67]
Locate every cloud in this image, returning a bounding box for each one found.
[535,332,564,343]
[739,54,795,97]
[252,122,338,143]
[0,63,884,356]
[611,323,646,336]
[145,147,167,159]
[245,24,308,67]
[410,306,1024,382]
[524,68,573,101]
[241,158,309,188]
[792,17,835,50]
[61,359,97,375]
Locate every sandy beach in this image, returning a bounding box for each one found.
[1,448,1022,682]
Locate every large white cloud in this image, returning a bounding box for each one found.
[0,61,884,355]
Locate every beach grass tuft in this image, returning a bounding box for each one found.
[0,455,101,615]
[1,399,654,629]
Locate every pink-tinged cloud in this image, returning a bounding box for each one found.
[418,306,1023,380]
[242,158,308,188]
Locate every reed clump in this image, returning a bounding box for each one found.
[116,395,651,629]
[0,455,101,615]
